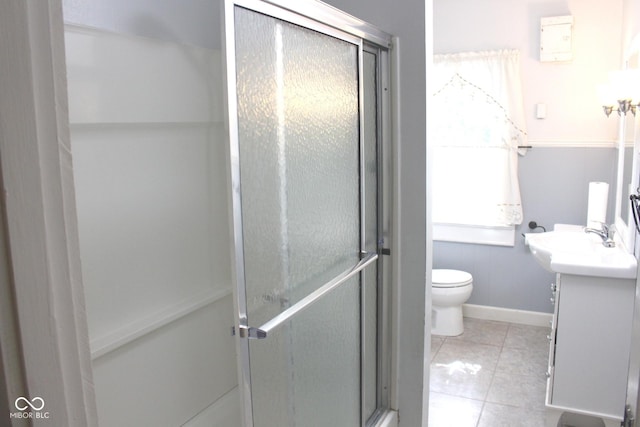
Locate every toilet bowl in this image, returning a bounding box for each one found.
[431,269,473,336]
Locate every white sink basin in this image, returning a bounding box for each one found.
[525,226,637,279]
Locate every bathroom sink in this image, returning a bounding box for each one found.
[525,226,637,279]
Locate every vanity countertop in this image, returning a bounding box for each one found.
[525,224,637,279]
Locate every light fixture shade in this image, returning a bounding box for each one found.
[597,83,616,107]
[628,69,640,103]
[609,69,640,102]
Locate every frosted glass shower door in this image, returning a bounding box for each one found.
[224,2,382,426]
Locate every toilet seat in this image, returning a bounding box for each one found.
[432,269,473,288]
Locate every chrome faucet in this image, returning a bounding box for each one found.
[584,223,616,247]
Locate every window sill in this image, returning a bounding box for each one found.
[433,223,515,247]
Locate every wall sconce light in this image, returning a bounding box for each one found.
[598,69,640,117]
[602,100,635,117]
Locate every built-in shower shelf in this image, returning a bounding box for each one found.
[90,286,232,360]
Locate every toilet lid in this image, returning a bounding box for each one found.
[432,269,473,288]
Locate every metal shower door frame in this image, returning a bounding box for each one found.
[222,1,393,425]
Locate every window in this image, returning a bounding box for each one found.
[431,50,528,246]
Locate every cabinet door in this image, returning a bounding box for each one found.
[551,275,634,418]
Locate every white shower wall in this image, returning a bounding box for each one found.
[65,25,239,426]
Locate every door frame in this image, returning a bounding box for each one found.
[0,0,97,425]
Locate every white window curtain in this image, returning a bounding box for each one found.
[432,49,527,230]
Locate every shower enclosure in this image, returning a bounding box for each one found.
[224,1,395,425]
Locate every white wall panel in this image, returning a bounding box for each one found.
[65,25,223,124]
[71,123,230,340]
[65,23,237,427]
[92,297,237,427]
[62,0,221,50]
[183,387,241,427]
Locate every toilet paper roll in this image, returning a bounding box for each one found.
[586,181,609,229]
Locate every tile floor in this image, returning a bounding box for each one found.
[429,317,550,427]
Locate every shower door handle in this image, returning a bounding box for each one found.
[236,251,378,340]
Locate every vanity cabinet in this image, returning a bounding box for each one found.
[546,273,636,427]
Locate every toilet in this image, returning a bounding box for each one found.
[431,269,473,336]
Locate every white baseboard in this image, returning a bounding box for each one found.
[462,303,552,327]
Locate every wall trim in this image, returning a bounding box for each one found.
[433,223,515,246]
[527,140,619,148]
[463,303,552,327]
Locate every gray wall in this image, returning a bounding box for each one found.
[434,147,617,313]
[434,0,625,313]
